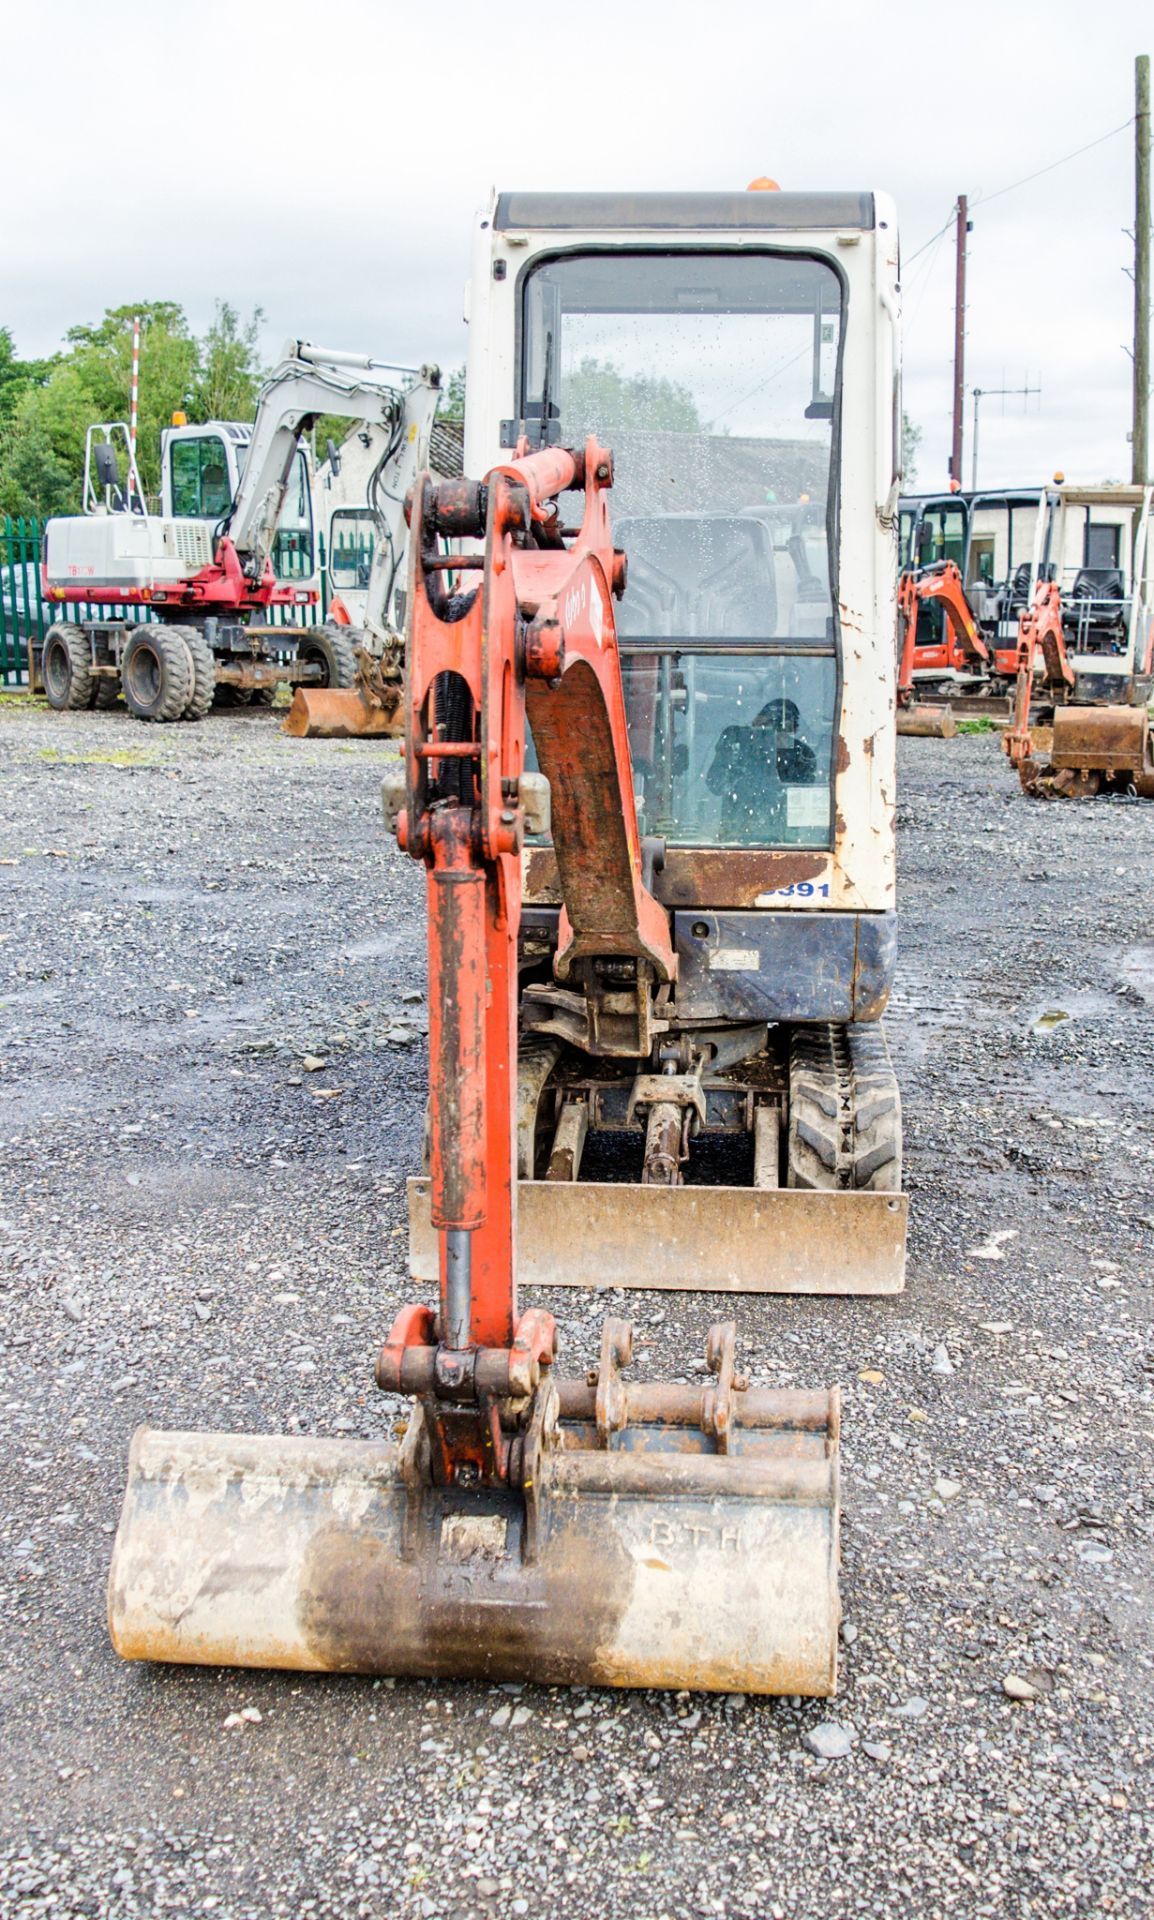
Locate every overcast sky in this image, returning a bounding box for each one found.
[3,1,1147,491]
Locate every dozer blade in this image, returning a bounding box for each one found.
[896,703,957,738]
[282,686,401,739]
[108,1371,841,1695]
[409,1177,907,1295]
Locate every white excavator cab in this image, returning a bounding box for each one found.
[160,422,316,585]
[465,191,901,913]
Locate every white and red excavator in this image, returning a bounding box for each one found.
[36,344,440,721]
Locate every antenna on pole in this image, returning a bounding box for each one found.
[130,316,140,464]
[971,379,1042,489]
[128,315,145,513]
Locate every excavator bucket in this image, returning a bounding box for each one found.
[282,685,402,739]
[1017,704,1154,798]
[896,702,957,739]
[1050,704,1154,792]
[107,1322,840,1694]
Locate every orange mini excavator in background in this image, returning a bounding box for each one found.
[107,188,907,1698]
[896,558,990,736]
[1003,577,1154,797]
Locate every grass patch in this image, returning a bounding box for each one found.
[37,745,157,767]
[0,691,49,711]
[956,717,998,735]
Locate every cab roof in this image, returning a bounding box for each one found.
[493,190,875,233]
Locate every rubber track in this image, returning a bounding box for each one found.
[787,1023,902,1192]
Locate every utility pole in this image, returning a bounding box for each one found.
[971,381,1041,490]
[950,196,971,486]
[1134,55,1151,485]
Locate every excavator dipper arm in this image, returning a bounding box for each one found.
[1003,578,1076,786]
[379,440,675,1460]
[897,560,989,695]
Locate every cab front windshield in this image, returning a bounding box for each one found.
[520,250,842,849]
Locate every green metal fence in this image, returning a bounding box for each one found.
[0,516,331,686]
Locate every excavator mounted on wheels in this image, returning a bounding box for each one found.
[37,345,440,721]
[108,188,905,1696]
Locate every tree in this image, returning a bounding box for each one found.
[0,329,53,435]
[0,302,259,518]
[437,365,466,425]
[562,356,704,435]
[901,411,922,487]
[193,301,265,421]
[0,416,74,520]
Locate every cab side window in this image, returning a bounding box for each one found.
[170,437,231,519]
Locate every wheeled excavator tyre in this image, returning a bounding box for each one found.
[787,1023,902,1193]
[120,627,193,723]
[91,643,120,710]
[41,625,93,711]
[165,625,216,721]
[297,624,357,690]
[213,684,253,709]
[248,686,278,708]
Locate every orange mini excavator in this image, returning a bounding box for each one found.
[1003,577,1154,797]
[896,559,989,737]
[107,188,908,1697]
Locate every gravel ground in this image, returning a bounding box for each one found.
[1,696,1152,1920]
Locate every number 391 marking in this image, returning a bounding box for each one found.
[763,881,830,899]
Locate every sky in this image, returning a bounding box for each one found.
[2,0,1148,492]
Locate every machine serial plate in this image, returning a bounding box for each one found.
[708,947,761,971]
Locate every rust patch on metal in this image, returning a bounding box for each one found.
[298,1496,633,1685]
[527,847,827,910]
[1051,704,1148,773]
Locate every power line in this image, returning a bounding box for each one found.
[904,116,1133,265]
[975,116,1133,209]
[906,210,956,266]
[903,218,952,340]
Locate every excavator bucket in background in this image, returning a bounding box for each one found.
[283,684,401,738]
[1005,580,1154,796]
[1018,702,1154,798]
[897,702,958,739]
[283,650,403,739]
